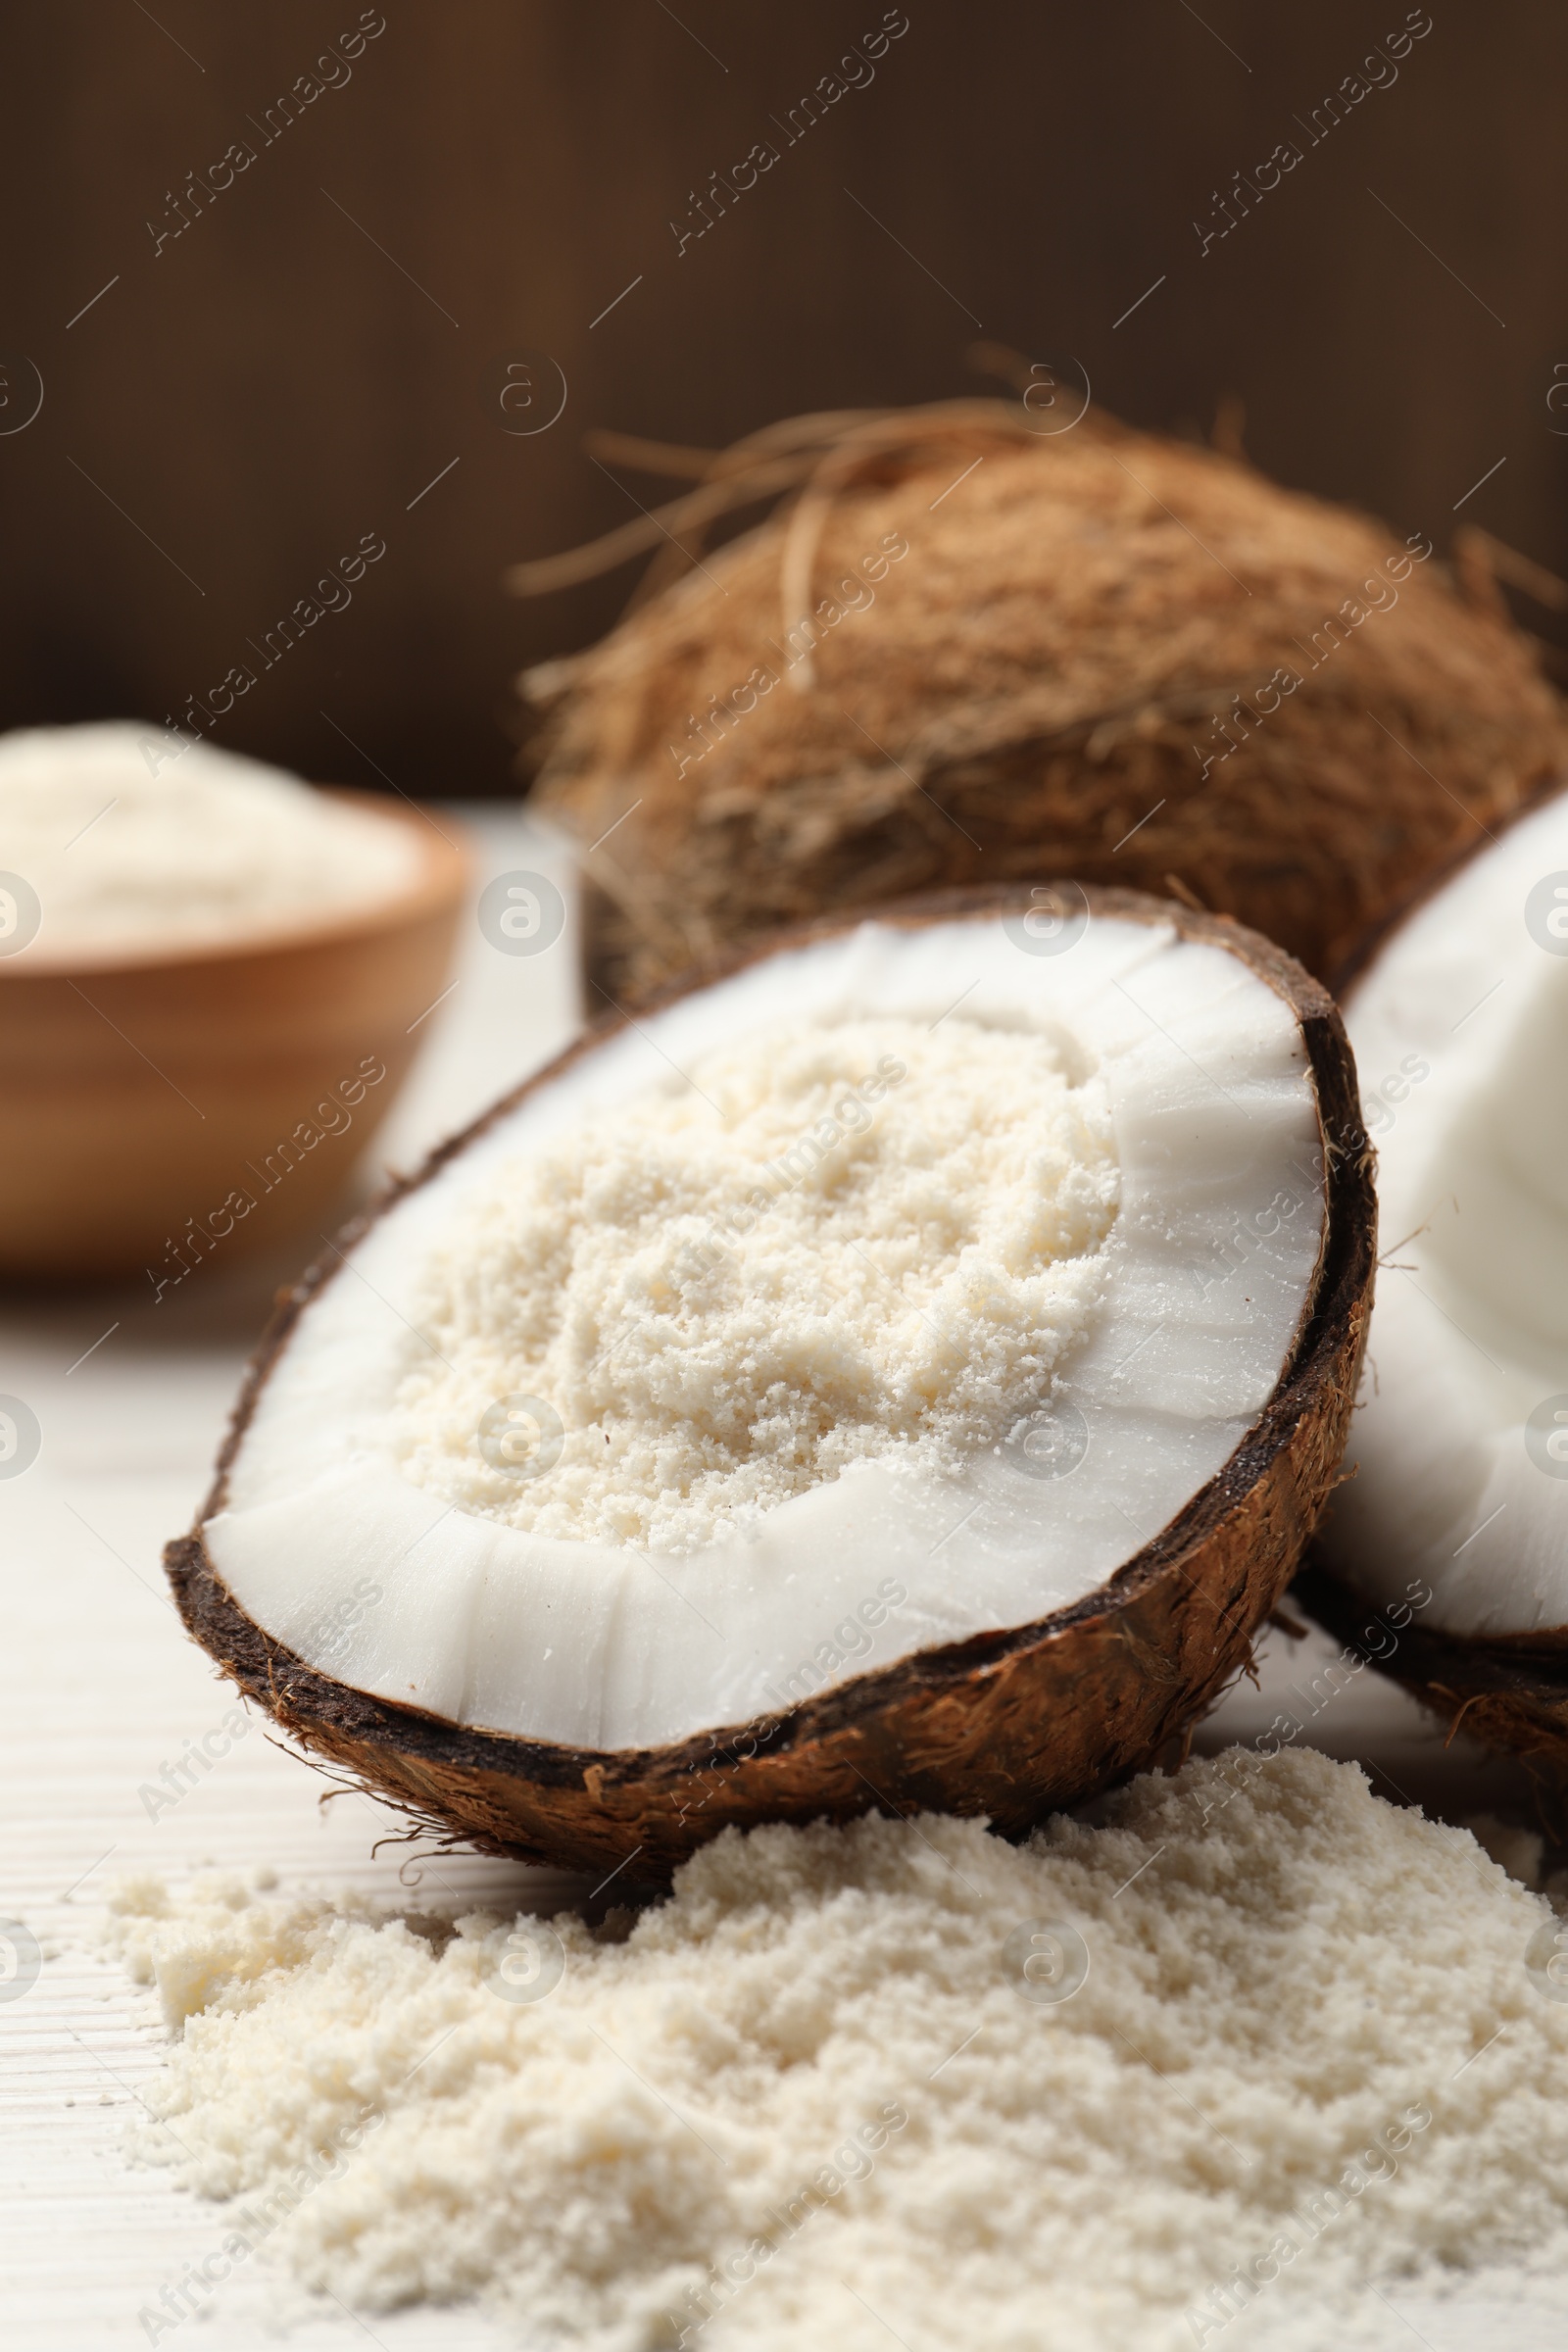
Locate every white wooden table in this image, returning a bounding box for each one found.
[2,811,1560,2349]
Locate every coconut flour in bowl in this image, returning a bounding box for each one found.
[107,1747,1568,2351]
[0,720,421,957]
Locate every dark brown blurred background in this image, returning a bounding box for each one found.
[2,0,1564,797]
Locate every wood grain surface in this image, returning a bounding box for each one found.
[1,3,1564,798]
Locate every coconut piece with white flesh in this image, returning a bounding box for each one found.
[166,888,1373,1869]
[1305,785,1568,1754]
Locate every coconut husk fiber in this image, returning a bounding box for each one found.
[510,397,1568,1000]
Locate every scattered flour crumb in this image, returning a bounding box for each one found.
[391,1015,1120,1553]
[106,1749,1568,2351]
[0,720,420,955]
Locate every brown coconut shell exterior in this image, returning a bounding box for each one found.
[165,886,1377,1873]
[1296,1560,1568,1781]
[515,402,1568,1003]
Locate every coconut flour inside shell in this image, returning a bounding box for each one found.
[388,1015,1120,1554]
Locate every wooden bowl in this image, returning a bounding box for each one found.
[0,792,470,1283]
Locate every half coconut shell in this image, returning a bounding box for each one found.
[1303,776,1568,1780]
[166,886,1376,1872]
[1297,1557,1568,1778]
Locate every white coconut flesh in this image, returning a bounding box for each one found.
[204,913,1326,1749]
[1323,791,1568,1638]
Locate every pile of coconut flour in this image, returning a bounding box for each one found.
[108,1749,1568,2351]
[0,720,419,954]
[391,1016,1121,1552]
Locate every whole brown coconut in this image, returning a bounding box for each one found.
[166,886,1375,1874]
[511,399,1568,1000]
